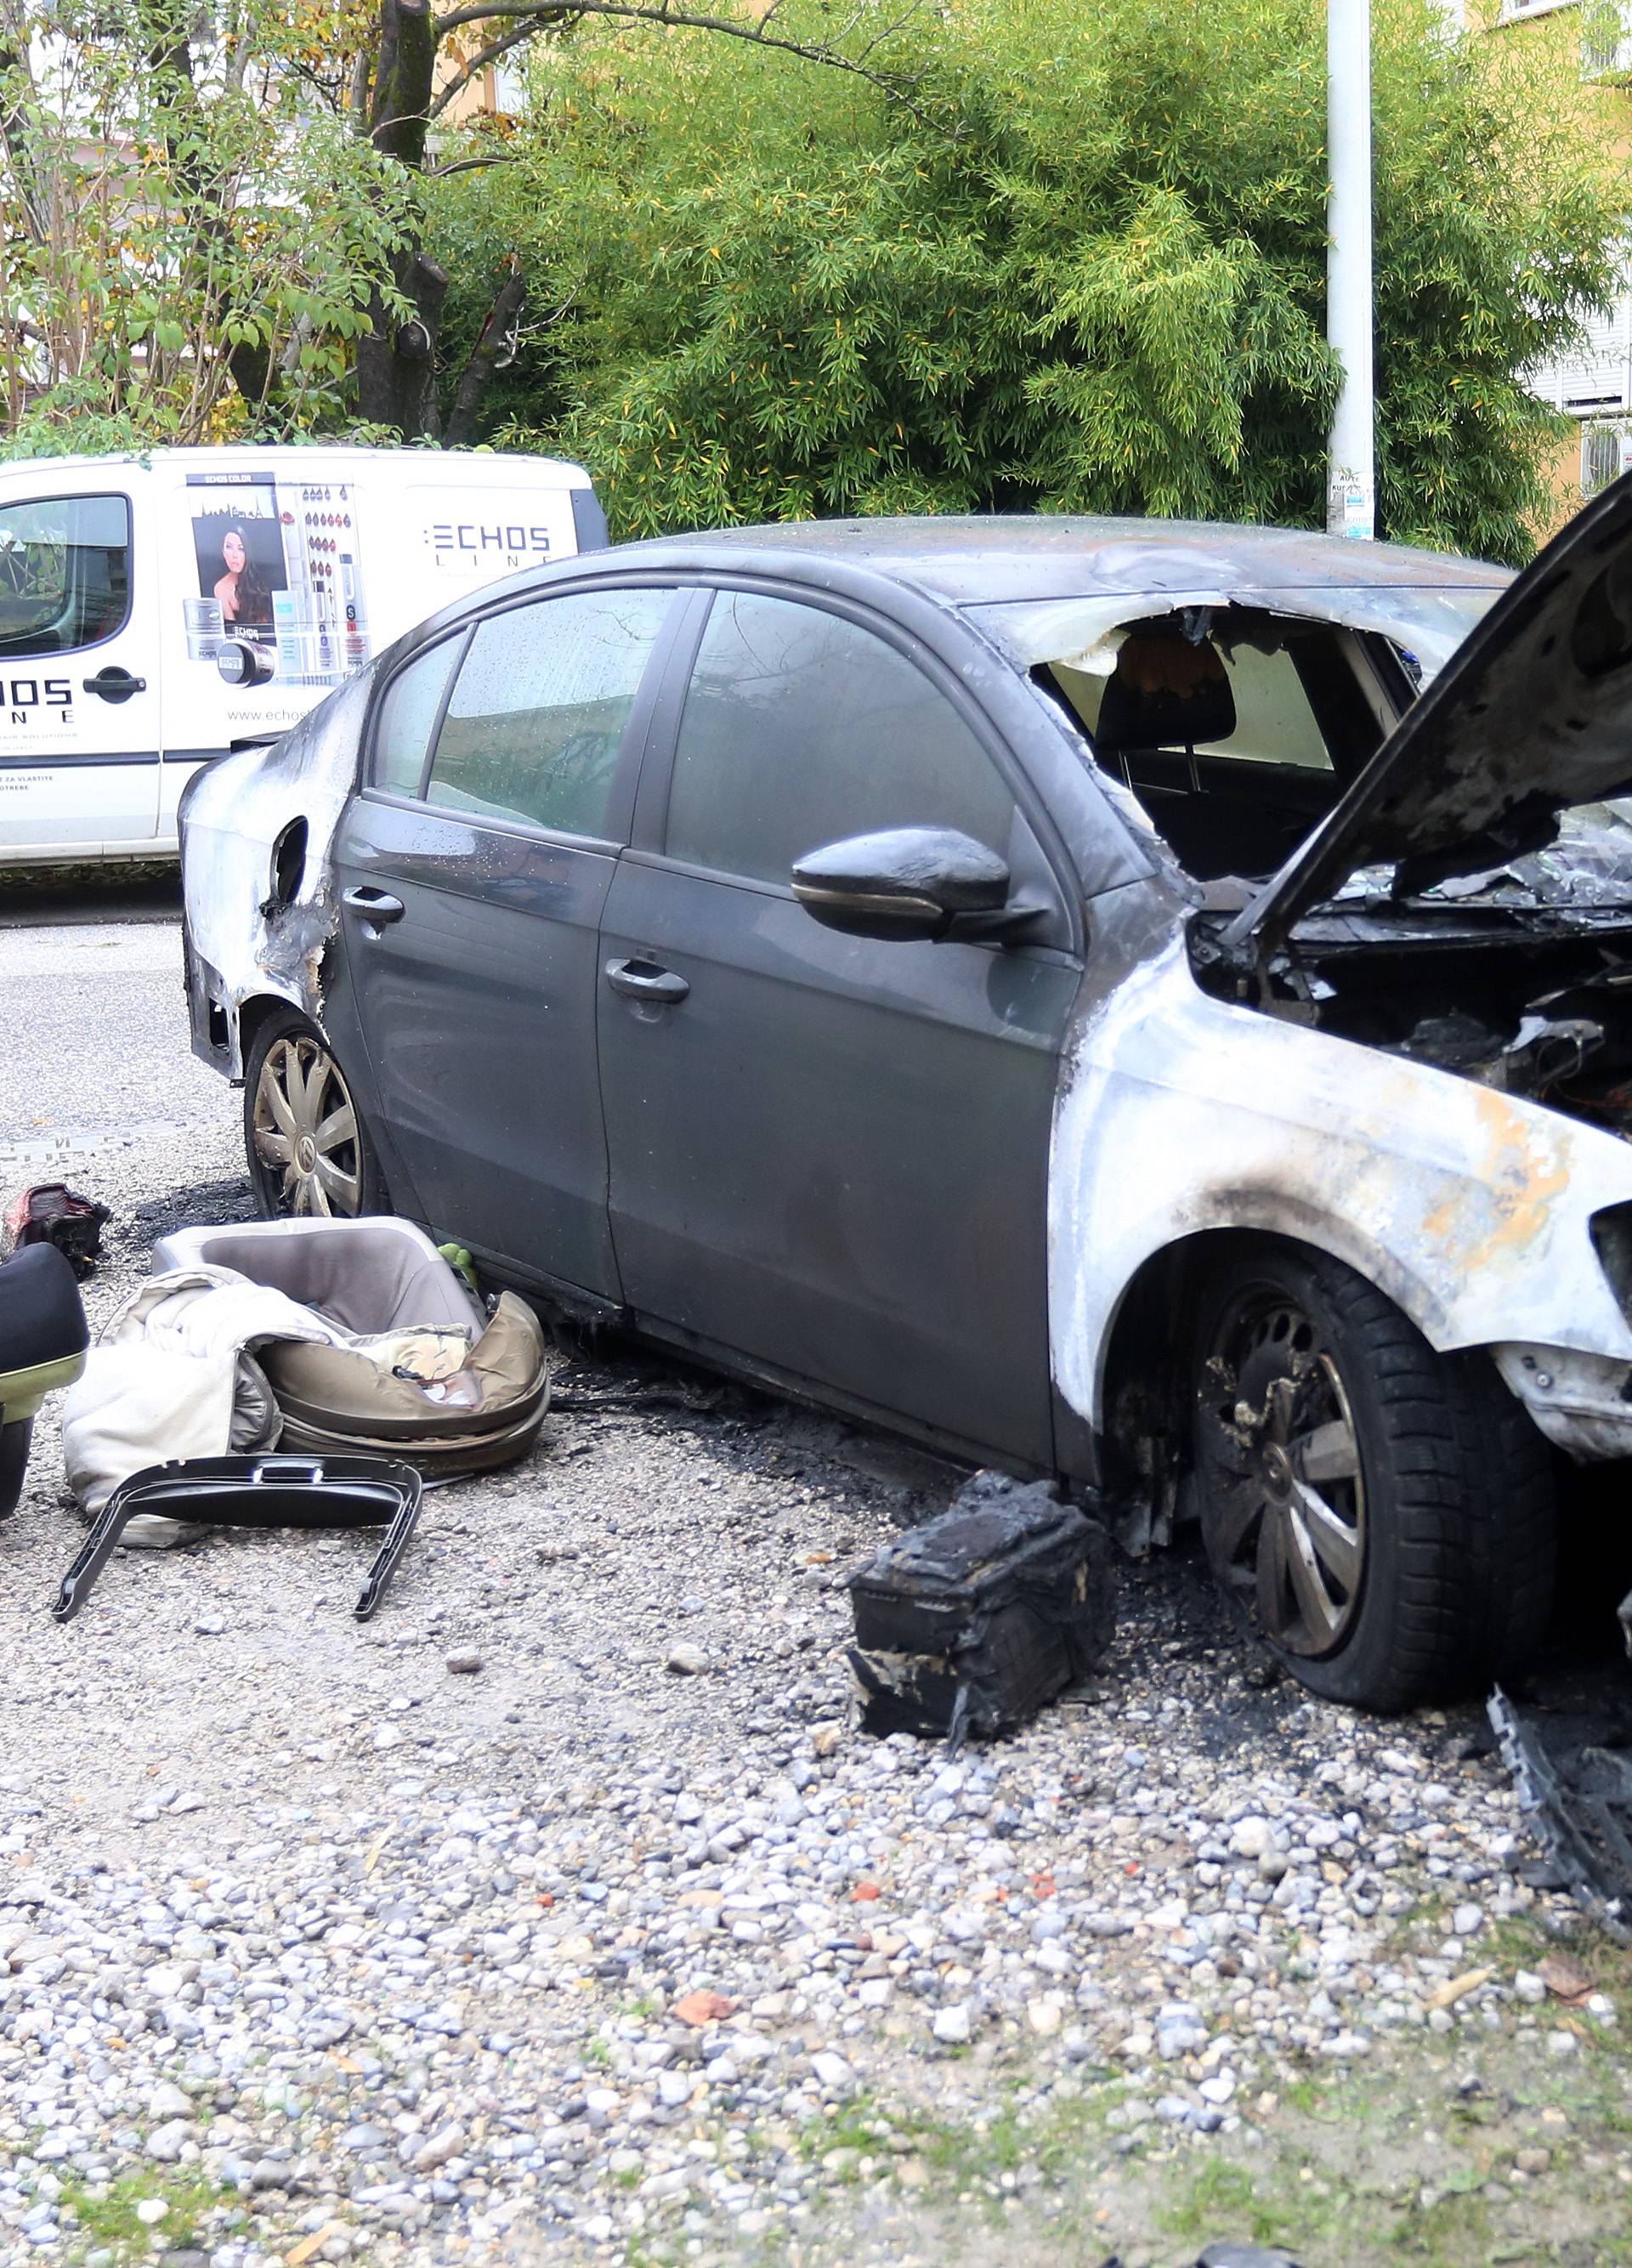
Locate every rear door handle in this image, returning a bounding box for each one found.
[343,886,405,927]
[82,666,146,703]
[604,955,689,1004]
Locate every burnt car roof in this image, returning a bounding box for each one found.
[404,513,1509,649]
[581,514,1510,607]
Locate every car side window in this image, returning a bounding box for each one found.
[372,637,462,797]
[0,494,131,657]
[665,590,1017,885]
[426,585,673,839]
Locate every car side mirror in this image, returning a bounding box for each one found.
[790,826,1044,944]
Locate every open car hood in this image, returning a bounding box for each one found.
[1221,471,1632,959]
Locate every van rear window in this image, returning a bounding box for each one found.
[0,494,131,657]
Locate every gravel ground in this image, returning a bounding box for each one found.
[3,904,1632,2268]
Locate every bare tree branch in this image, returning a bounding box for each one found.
[275,49,354,116]
[428,149,523,175]
[428,17,545,118]
[427,1,933,122]
[224,19,255,94]
[280,314,314,379]
[445,255,526,442]
[0,28,48,243]
[349,45,372,129]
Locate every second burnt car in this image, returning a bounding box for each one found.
[179,485,1632,1710]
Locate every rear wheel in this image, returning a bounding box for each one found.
[243,1007,388,1219]
[1190,1244,1555,1711]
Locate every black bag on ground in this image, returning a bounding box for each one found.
[847,1471,1114,1743]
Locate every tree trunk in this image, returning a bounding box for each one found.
[352,0,445,436]
[444,266,527,445]
[356,251,450,438]
[370,0,436,169]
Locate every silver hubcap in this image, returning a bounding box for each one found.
[1197,1294,1367,1658]
[252,1036,362,1216]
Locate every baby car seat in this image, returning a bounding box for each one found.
[151,1218,549,1477]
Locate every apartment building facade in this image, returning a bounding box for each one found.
[1494,0,1632,508]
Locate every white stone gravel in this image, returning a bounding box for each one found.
[0,906,1607,2268]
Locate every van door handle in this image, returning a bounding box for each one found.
[604,955,689,1003]
[343,887,405,927]
[82,666,145,703]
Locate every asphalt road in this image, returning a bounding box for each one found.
[0,876,234,1190]
[0,863,180,927]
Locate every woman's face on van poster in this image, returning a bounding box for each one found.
[222,530,246,573]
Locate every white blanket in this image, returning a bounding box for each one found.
[61,1267,351,1516]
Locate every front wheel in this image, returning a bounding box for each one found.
[1190,1245,1555,1711]
[243,1007,389,1220]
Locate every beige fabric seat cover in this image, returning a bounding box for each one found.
[151,1218,484,1334]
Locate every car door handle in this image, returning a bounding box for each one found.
[82,666,146,703]
[604,955,689,1004]
[342,887,405,926]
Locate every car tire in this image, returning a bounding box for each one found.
[1190,1243,1556,1712]
[242,1006,390,1221]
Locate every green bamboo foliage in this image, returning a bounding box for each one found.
[455,0,1624,562]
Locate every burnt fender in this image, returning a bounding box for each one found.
[1050,939,1632,1431]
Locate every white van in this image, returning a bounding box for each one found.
[0,445,607,865]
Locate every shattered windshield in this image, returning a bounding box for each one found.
[971,593,1469,889]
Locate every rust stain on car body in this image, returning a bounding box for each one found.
[1419,1086,1572,1267]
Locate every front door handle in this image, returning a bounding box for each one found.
[604,955,689,1004]
[82,666,146,704]
[343,886,405,927]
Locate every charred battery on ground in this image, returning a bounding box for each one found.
[847,1471,1114,1744]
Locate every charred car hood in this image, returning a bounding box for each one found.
[1224,471,1632,958]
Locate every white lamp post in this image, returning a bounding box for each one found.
[1327,0,1376,538]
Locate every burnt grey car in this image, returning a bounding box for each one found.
[180,492,1632,1711]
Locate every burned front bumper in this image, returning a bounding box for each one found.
[1493,1343,1632,1460]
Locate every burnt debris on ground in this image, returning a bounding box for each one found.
[847,1470,1116,1746]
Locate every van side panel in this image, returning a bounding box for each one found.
[377,476,583,611]
[163,462,590,843]
[3,447,599,862]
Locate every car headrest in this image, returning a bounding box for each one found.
[1095,632,1237,756]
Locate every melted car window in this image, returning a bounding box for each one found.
[975,582,1504,685]
[1055,634,1332,772]
[1044,613,1374,881]
[666,590,1015,886]
[428,586,672,838]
